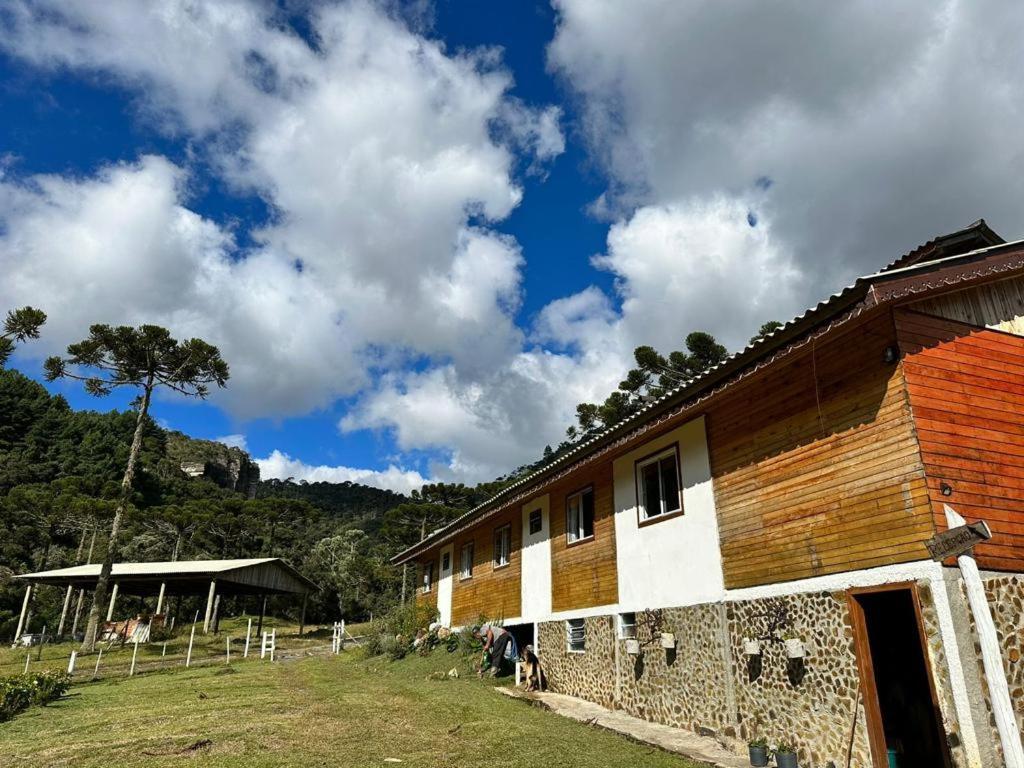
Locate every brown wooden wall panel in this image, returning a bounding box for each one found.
[449,506,521,627]
[548,461,618,612]
[710,312,935,588]
[896,308,1024,571]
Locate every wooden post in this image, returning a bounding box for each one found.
[186,624,196,668]
[203,579,216,634]
[261,631,268,659]
[24,652,30,674]
[92,648,103,680]
[71,588,85,637]
[36,625,46,661]
[270,628,275,662]
[57,585,74,637]
[211,594,221,635]
[945,505,1024,768]
[129,637,139,676]
[226,636,231,664]
[256,594,267,639]
[105,582,119,622]
[67,650,77,674]
[12,584,31,645]
[162,642,167,657]
[340,619,345,650]
[155,582,166,616]
[299,593,307,636]
[244,618,252,658]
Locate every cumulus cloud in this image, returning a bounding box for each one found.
[255,449,426,496]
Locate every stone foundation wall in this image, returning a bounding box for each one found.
[538,583,974,768]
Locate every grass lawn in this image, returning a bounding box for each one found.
[0,643,703,768]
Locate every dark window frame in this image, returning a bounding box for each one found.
[493,523,512,569]
[459,541,474,580]
[565,485,596,546]
[634,443,684,527]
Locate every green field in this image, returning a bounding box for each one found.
[1,636,700,768]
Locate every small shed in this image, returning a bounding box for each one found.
[12,558,316,643]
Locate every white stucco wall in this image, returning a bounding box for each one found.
[436,544,453,627]
[613,415,726,610]
[520,494,552,622]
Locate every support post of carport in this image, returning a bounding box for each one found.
[203,579,217,634]
[299,592,307,636]
[57,585,74,637]
[155,582,166,615]
[256,594,267,639]
[105,582,119,622]
[12,584,31,645]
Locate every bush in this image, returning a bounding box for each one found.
[0,671,71,722]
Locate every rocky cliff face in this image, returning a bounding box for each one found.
[165,432,260,498]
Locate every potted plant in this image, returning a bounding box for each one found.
[782,630,805,659]
[747,736,769,767]
[774,741,799,768]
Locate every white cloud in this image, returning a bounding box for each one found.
[255,449,426,495]
[215,434,248,451]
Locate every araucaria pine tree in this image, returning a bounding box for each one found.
[44,325,229,651]
[0,307,46,367]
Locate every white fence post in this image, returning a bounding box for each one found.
[261,631,268,659]
[92,648,103,680]
[129,637,139,676]
[186,625,196,668]
[226,636,231,664]
[67,650,77,674]
[23,652,30,674]
[244,618,252,658]
[270,628,276,662]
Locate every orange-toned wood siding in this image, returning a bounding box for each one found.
[450,507,521,626]
[710,312,935,588]
[414,555,438,611]
[549,461,618,612]
[896,308,1024,571]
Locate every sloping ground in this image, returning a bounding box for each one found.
[0,650,702,768]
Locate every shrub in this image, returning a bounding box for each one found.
[0,671,71,722]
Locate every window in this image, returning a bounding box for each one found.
[636,446,682,522]
[422,562,434,593]
[566,487,595,544]
[529,509,543,535]
[566,618,586,652]
[441,551,450,573]
[493,524,512,568]
[459,542,474,580]
[618,612,637,639]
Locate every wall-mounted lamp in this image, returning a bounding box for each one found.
[883,346,899,364]
[940,482,954,497]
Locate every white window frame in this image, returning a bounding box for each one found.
[493,524,512,569]
[566,487,595,544]
[459,542,474,580]
[618,612,637,639]
[566,618,586,653]
[635,445,683,522]
[422,562,434,593]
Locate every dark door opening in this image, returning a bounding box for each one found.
[850,587,951,768]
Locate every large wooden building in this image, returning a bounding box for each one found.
[395,221,1024,768]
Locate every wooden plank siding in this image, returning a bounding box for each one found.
[896,308,1024,571]
[548,461,618,612]
[709,312,936,588]
[450,506,522,627]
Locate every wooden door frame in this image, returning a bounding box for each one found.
[846,582,952,768]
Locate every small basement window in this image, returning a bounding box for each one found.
[566,618,586,652]
[493,524,512,568]
[460,542,474,580]
[636,445,682,522]
[566,487,595,544]
[422,562,434,593]
[618,612,637,639]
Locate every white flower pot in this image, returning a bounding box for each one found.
[660,632,676,649]
[742,638,761,656]
[625,638,641,655]
[785,638,805,658]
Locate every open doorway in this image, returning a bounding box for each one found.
[849,586,951,768]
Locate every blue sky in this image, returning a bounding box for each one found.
[2,1,1022,492]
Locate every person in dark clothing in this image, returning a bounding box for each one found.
[475,623,511,677]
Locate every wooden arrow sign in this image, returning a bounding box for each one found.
[925,519,992,561]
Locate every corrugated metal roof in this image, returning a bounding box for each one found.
[393,230,1024,565]
[17,558,279,580]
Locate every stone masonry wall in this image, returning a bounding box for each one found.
[538,585,978,768]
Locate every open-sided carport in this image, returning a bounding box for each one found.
[11,557,317,644]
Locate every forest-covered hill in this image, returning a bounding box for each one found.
[0,367,477,636]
